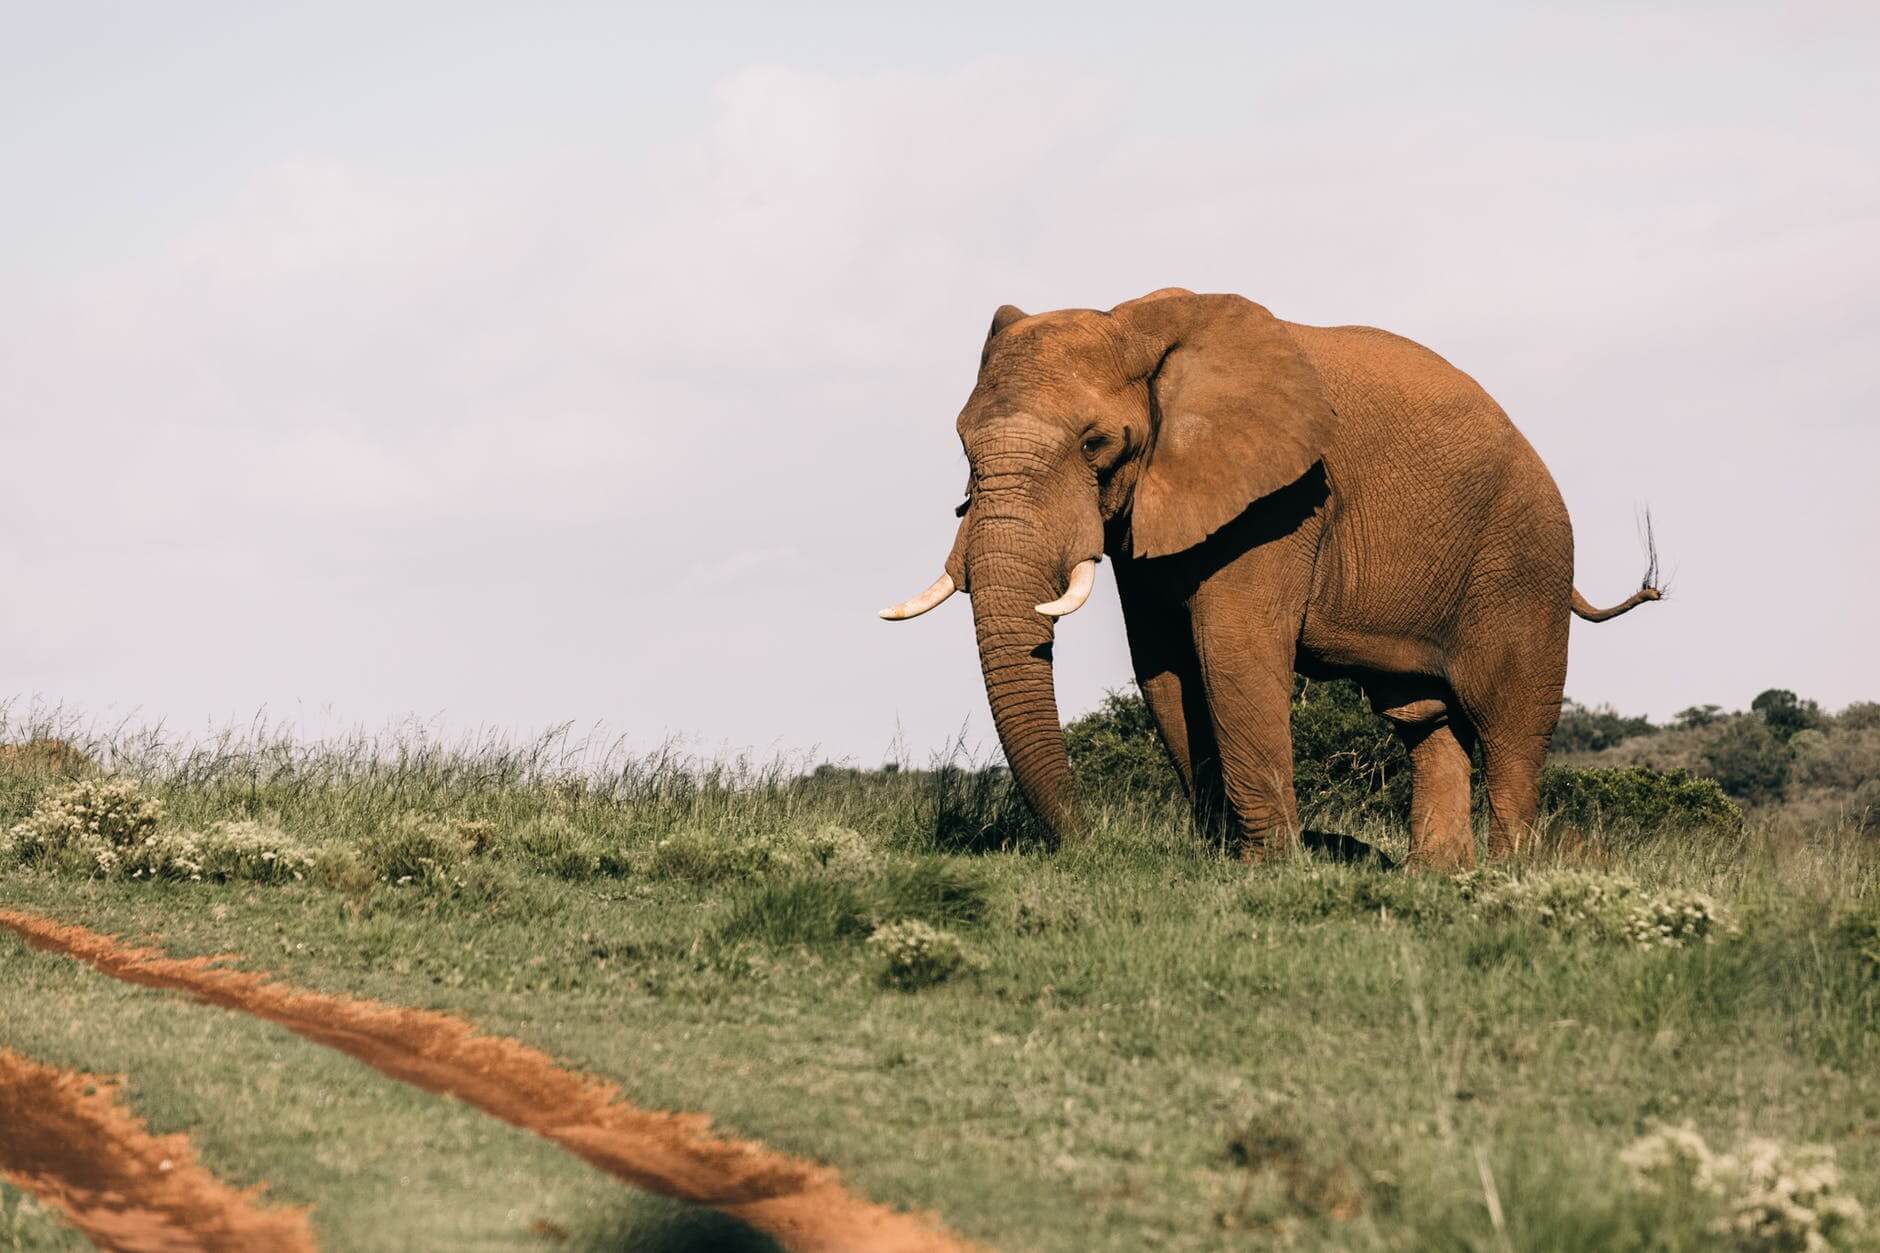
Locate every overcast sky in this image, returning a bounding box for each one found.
[4,2,1876,764]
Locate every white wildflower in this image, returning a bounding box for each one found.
[1622,1122,1865,1250]
[868,919,974,990]
[1622,889,1736,949]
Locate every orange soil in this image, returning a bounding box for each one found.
[0,909,977,1253]
[0,1046,317,1253]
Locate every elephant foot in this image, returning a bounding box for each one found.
[1235,826,1297,865]
[1401,838,1475,874]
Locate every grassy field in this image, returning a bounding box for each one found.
[2,725,1877,1251]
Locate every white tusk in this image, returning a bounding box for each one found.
[878,573,957,621]
[1036,559,1099,617]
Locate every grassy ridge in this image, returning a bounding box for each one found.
[2,722,1877,1250]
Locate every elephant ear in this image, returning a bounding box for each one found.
[1115,292,1334,558]
[979,304,1030,367]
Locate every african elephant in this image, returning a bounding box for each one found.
[881,289,1661,869]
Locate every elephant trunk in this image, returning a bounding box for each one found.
[964,470,1084,842]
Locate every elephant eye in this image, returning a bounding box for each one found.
[1081,433,1106,457]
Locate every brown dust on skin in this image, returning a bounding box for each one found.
[0,910,978,1253]
[0,1045,318,1253]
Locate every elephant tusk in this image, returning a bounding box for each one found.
[878,573,957,621]
[1036,558,1099,617]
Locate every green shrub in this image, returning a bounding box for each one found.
[1852,779,1880,834]
[1,779,321,884]
[868,919,974,990]
[1063,690,1181,803]
[1462,870,1738,949]
[1790,724,1880,794]
[1552,700,1657,754]
[1702,718,1793,804]
[1751,688,1825,742]
[1538,766,1742,836]
[1064,679,1413,823]
[1836,702,1880,733]
[776,824,882,877]
[1006,879,1087,934]
[1289,679,1410,822]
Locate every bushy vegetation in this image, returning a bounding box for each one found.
[1288,678,1413,822]
[1563,690,1880,831]
[1065,678,1413,823]
[1538,766,1740,838]
[1552,700,1657,754]
[1066,682,1875,837]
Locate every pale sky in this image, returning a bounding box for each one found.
[4,3,1876,764]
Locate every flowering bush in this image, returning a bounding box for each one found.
[2,779,317,884]
[1463,869,1641,936]
[1460,870,1737,949]
[115,820,316,884]
[781,825,882,877]
[5,777,163,865]
[1622,888,1737,949]
[1622,1122,1866,1250]
[868,919,973,990]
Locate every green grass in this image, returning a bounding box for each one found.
[1,721,1877,1250]
[0,1184,88,1253]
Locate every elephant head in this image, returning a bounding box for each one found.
[881,289,1336,839]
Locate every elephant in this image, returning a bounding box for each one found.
[881,288,1661,869]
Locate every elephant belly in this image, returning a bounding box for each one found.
[1286,322,1554,686]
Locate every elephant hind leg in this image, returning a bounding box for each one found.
[1447,640,1566,859]
[1402,722,1477,871]
[1478,734,1550,857]
[1373,687,1477,871]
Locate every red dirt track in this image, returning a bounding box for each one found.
[0,909,976,1253]
[0,1046,317,1252]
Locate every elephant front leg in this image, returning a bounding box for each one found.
[1192,629,1301,861]
[1117,557,1229,843]
[1135,668,1230,845]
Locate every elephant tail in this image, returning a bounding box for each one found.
[1572,508,1667,623]
[1572,585,1662,622]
